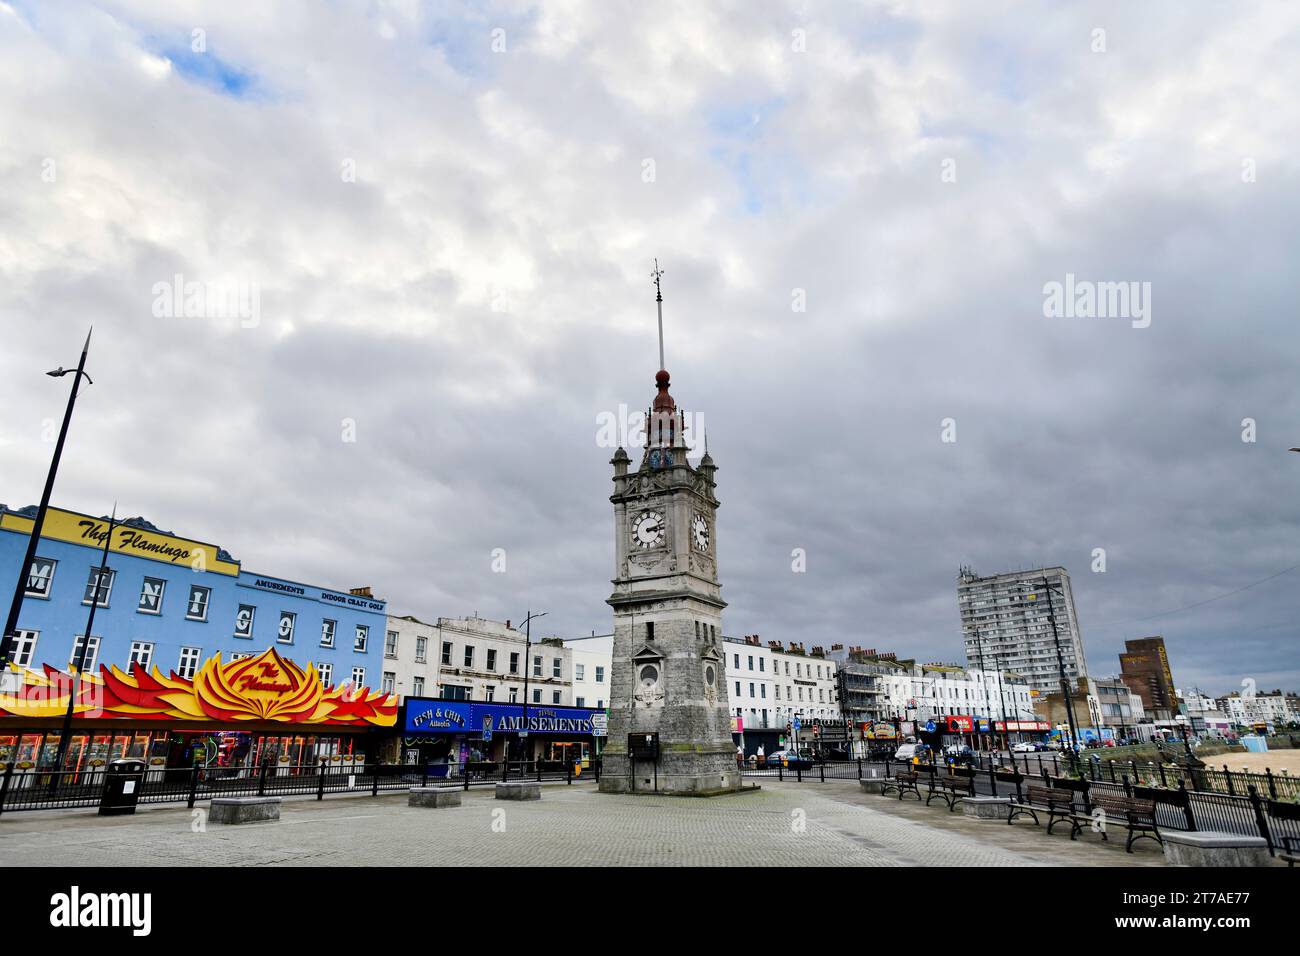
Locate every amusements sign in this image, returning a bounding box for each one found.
[405,700,604,737]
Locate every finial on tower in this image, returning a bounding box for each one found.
[651,258,665,371]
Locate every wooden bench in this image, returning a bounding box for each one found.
[1007,785,1082,838]
[925,772,975,811]
[1090,792,1161,852]
[880,771,921,801]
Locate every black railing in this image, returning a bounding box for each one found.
[740,752,1299,855]
[0,757,593,816]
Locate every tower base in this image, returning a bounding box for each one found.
[598,753,743,796]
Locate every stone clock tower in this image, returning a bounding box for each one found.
[598,352,742,795]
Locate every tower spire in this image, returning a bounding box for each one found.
[651,258,665,371]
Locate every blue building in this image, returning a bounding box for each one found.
[0,504,394,772]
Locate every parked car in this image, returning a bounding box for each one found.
[1011,742,1037,754]
[893,743,931,763]
[787,750,817,769]
[766,749,813,769]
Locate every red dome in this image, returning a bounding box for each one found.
[652,369,675,412]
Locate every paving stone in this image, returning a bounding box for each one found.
[0,780,1182,867]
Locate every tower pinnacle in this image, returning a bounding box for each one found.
[651,258,665,371]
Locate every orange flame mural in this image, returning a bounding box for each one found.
[0,648,396,726]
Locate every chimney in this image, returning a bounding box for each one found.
[349,586,373,597]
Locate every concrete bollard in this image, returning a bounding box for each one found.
[495,781,541,801]
[409,787,462,808]
[209,796,281,825]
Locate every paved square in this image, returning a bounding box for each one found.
[0,780,1171,867]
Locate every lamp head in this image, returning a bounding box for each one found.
[46,367,69,378]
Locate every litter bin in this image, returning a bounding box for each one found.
[99,758,147,816]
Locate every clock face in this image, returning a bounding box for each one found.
[691,513,710,552]
[632,510,666,549]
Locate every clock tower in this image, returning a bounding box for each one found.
[598,274,741,795]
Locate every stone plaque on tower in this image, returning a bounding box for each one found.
[598,267,741,795]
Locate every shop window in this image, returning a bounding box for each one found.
[441,641,452,665]
[82,567,114,607]
[234,604,255,638]
[128,642,154,669]
[385,630,398,658]
[177,646,201,680]
[381,672,395,695]
[12,630,38,668]
[69,635,100,671]
[186,585,211,622]
[318,662,333,686]
[415,636,427,663]
[412,675,424,696]
[277,611,295,643]
[486,648,497,671]
[354,625,368,652]
[25,557,56,598]
[138,577,165,614]
[321,619,336,648]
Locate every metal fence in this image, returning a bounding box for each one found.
[1082,756,1300,802]
[0,758,590,816]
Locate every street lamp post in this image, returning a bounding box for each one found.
[1033,577,1082,775]
[50,506,116,787]
[516,610,547,765]
[0,330,94,685]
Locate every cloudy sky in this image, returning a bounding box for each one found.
[2,1,1297,696]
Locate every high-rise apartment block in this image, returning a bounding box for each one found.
[957,566,1089,697]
